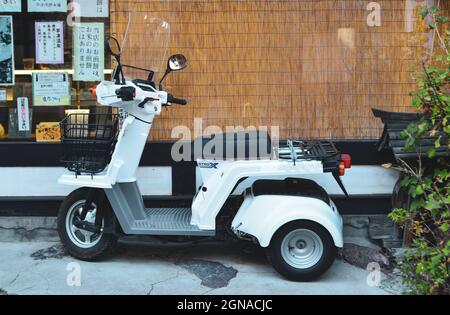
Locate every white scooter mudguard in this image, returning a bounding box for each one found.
[231,193,344,248]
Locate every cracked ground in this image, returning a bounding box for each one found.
[0,240,403,295]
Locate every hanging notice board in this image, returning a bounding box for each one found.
[73,23,104,81]
[73,0,109,18]
[0,15,14,85]
[32,72,71,106]
[0,1,22,12]
[35,21,64,64]
[27,0,67,13]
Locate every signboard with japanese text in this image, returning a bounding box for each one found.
[17,97,30,131]
[0,0,22,12]
[73,0,108,18]
[0,15,14,85]
[73,23,104,81]
[27,0,67,13]
[32,72,70,106]
[35,21,64,64]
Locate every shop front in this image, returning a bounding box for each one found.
[0,0,448,216]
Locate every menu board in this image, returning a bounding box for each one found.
[0,1,22,12]
[27,0,67,13]
[32,72,70,106]
[0,15,14,85]
[17,97,30,131]
[73,0,108,17]
[35,21,64,64]
[73,23,104,81]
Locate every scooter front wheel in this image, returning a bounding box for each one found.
[57,188,117,261]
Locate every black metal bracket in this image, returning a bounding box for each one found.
[73,217,102,234]
[77,189,105,234]
[95,192,105,228]
[333,171,349,198]
[80,188,96,221]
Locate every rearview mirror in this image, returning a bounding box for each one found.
[107,36,121,57]
[168,54,187,71]
[159,54,188,89]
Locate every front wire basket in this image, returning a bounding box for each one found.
[60,113,119,175]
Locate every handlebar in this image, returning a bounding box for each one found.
[167,93,187,106]
[116,86,187,107]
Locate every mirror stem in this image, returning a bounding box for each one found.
[159,69,171,90]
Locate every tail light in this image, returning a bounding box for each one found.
[339,154,351,176]
[341,154,352,169]
[339,162,346,176]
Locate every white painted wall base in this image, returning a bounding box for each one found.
[0,165,398,198]
[0,167,172,197]
[197,165,399,197]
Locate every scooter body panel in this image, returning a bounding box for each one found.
[231,194,344,248]
[191,159,324,230]
[104,181,215,236]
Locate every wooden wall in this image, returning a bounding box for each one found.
[110,0,448,140]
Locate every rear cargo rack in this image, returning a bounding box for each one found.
[277,140,341,172]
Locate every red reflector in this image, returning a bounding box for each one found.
[339,162,345,176]
[90,86,97,98]
[341,154,351,169]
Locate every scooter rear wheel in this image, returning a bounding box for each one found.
[267,220,336,281]
[57,188,117,261]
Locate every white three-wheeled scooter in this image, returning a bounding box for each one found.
[57,15,351,281]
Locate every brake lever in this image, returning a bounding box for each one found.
[138,97,160,108]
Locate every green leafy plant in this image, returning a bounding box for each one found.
[388,5,449,295]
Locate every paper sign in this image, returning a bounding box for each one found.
[0,15,14,85]
[33,72,70,106]
[35,21,64,64]
[0,89,6,101]
[73,0,108,17]
[0,0,22,12]
[73,23,104,81]
[27,0,67,12]
[17,97,30,131]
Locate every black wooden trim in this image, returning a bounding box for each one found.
[332,141,395,165]
[0,195,392,217]
[330,195,392,215]
[0,139,394,167]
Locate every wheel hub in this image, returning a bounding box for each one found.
[65,200,104,249]
[296,240,307,249]
[281,229,324,269]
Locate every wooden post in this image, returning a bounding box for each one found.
[76,81,80,110]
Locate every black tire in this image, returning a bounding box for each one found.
[267,220,337,281]
[57,188,117,261]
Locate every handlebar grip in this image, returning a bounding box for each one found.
[167,93,187,106]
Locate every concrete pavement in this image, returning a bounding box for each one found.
[0,240,403,295]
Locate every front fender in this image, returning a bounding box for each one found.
[231,195,343,248]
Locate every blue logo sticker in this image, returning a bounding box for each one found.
[198,162,219,169]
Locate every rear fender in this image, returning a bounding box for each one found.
[231,195,343,248]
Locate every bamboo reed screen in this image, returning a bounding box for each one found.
[110,0,449,140]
